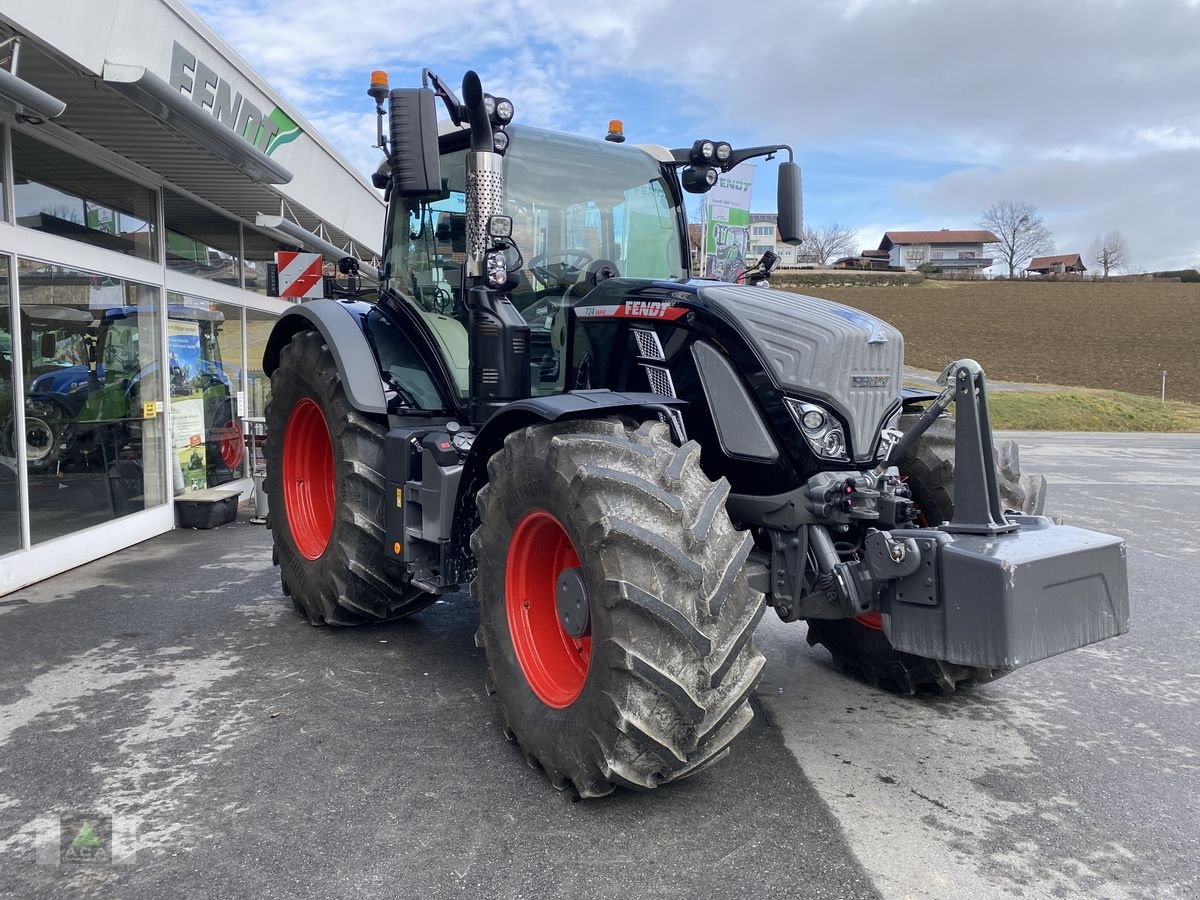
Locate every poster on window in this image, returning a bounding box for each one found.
[172,398,206,493]
[702,163,754,281]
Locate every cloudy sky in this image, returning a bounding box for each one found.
[189,0,1200,272]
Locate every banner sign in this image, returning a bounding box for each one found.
[702,163,755,281]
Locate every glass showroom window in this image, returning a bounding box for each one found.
[17,260,167,544]
[164,190,241,288]
[0,256,20,555]
[244,307,277,417]
[241,227,279,296]
[11,131,158,262]
[167,294,245,492]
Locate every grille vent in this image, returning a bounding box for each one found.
[642,364,676,398]
[632,328,666,361]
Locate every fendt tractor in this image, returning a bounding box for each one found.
[261,70,1129,798]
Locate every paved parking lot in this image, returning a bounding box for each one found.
[0,432,1196,899]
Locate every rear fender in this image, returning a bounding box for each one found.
[262,300,387,415]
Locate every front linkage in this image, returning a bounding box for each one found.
[748,359,1128,682]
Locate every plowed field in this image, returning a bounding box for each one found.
[796,281,1200,403]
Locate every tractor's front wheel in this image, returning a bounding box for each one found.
[266,329,432,625]
[472,418,766,797]
[805,411,1048,693]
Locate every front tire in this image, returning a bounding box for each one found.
[472,418,766,797]
[266,329,432,626]
[805,411,1048,693]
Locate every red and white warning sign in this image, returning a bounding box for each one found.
[275,251,325,300]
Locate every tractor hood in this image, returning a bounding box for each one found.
[694,284,904,463]
[572,278,904,462]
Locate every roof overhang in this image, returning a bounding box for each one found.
[103,63,291,185]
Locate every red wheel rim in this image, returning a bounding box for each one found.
[282,398,335,560]
[856,612,884,630]
[218,420,245,471]
[505,510,591,708]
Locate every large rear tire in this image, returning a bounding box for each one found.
[805,411,1048,693]
[472,418,766,797]
[266,329,432,626]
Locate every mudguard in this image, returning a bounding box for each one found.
[443,390,688,585]
[261,300,387,415]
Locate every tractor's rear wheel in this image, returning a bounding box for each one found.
[266,329,432,626]
[472,417,766,797]
[805,411,1048,693]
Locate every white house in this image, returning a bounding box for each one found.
[747,212,802,267]
[878,229,998,274]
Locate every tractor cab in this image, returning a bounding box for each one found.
[380,125,688,408]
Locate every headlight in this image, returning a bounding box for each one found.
[785,398,850,462]
[493,129,509,153]
[486,250,507,287]
[495,98,514,123]
[715,142,732,162]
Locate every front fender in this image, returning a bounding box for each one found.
[446,391,687,581]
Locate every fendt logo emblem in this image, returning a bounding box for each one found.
[626,301,670,318]
[618,301,687,320]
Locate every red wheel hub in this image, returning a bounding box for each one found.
[505,511,591,708]
[856,612,884,630]
[218,420,245,471]
[282,398,335,560]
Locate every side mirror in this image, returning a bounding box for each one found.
[777,161,803,245]
[40,332,56,359]
[388,88,442,199]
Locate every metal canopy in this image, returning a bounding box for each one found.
[103,63,292,186]
[7,37,377,259]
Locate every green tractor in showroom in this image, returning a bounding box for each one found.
[262,70,1129,797]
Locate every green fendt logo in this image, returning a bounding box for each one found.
[168,41,301,157]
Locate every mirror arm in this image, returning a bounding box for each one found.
[422,68,467,125]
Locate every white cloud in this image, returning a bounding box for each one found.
[187,0,1200,270]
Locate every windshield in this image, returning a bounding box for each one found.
[382,126,687,400]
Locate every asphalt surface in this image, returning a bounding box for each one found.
[0,432,1196,899]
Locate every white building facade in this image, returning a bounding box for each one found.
[0,0,385,594]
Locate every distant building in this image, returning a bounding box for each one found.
[878,229,998,274]
[747,212,802,267]
[1026,254,1087,276]
[834,250,892,270]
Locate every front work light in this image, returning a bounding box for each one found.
[681,165,720,194]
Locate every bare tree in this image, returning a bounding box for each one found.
[801,222,859,266]
[980,200,1053,278]
[1090,230,1129,278]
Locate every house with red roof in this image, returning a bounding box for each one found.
[878,229,999,274]
[1026,254,1087,276]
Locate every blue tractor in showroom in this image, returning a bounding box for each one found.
[261,70,1129,798]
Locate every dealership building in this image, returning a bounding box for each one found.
[0,0,385,594]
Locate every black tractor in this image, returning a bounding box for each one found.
[262,70,1128,798]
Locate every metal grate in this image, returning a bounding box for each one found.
[632,328,665,361]
[642,364,676,398]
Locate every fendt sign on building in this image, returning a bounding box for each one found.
[167,41,300,157]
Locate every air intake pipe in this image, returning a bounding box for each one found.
[460,70,530,423]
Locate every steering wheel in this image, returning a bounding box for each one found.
[528,249,593,287]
